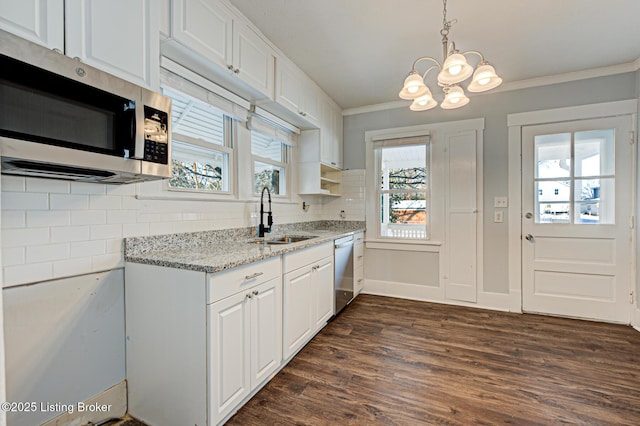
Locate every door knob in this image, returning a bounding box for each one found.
[525,212,533,219]
[525,234,534,242]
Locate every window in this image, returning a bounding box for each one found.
[250,117,293,196]
[375,138,430,239]
[534,129,615,224]
[162,86,234,194]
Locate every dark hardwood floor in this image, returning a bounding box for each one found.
[227,294,640,425]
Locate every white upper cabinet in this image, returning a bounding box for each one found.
[275,57,321,127]
[320,99,343,169]
[168,0,274,100]
[0,0,160,90]
[0,0,64,51]
[65,0,160,90]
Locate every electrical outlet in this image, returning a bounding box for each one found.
[494,210,504,223]
[494,196,508,208]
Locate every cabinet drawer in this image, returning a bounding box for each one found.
[207,256,281,304]
[283,242,333,273]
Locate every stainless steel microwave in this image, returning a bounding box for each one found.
[0,29,171,184]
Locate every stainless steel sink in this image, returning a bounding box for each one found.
[251,235,316,245]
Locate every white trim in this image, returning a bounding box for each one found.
[161,56,251,111]
[41,381,126,426]
[507,100,639,317]
[507,99,638,127]
[251,107,300,135]
[343,60,640,116]
[361,280,510,311]
[365,241,441,252]
[365,118,485,142]
[633,307,640,332]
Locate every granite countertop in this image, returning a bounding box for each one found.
[124,220,365,274]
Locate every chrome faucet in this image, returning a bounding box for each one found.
[258,186,273,237]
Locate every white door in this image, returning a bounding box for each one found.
[522,116,634,323]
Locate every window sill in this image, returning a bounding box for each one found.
[365,239,442,252]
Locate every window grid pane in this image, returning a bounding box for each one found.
[534,130,615,225]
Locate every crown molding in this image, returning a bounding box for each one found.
[342,58,640,117]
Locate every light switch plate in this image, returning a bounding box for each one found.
[494,196,508,208]
[494,211,504,223]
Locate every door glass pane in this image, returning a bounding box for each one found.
[574,178,614,224]
[535,133,571,178]
[536,181,570,223]
[575,129,614,177]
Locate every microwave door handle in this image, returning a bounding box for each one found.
[122,101,137,159]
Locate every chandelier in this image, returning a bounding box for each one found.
[399,0,502,111]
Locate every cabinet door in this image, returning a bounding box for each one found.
[283,267,313,359]
[313,256,334,329]
[251,278,282,387]
[233,20,274,99]
[172,0,233,70]
[0,0,64,50]
[209,291,251,425]
[65,0,160,89]
[276,58,303,115]
[300,81,321,126]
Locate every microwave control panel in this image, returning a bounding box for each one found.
[143,106,169,164]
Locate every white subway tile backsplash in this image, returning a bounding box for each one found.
[50,226,90,243]
[27,210,71,227]
[107,210,137,224]
[53,257,92,277]
[71,210,107,226]
[26,178,70,194]
[3,192,49,210]
[1,175,26,192]
[122,222,150,238]
[106,183,136,196]
[71,182,107,195]
[89,195,122,210]
[2,210,26,228]
[90,224,122,240]
[50,193,89,210]
[92,253,123,272]
[4,262,53,287]
[3,227,50,248]
[26,243,70,263]
[2,247,25,267]
[70,240,106,258]
[105,238,123,254]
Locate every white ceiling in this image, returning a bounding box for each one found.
[228,0,640,110]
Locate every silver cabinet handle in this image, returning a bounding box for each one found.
[525,234,534,242]
[244,272,264,280]
[358,255,364,259]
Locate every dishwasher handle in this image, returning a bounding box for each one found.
[334,236,354,249]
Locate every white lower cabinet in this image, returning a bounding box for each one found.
[126,243,339,425]
[283,242,334,359]
[208,277,282,425]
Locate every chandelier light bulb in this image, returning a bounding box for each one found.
[448,64,462,76]
[441,85,469,109]
[438,53,473,85]
[410,89,437,111]
[467,63,503,93]
[399,72,429,100]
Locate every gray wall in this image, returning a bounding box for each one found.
[344,72,638,294]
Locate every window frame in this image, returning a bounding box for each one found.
[250,130,291,199]
[161,84,238,198]
[375,139,431,241]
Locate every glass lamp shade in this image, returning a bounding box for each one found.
[441,85,470,109]
[399,72,429,100]
[467,63,503,92]
[410,90,437,111]
[437,53,473,85]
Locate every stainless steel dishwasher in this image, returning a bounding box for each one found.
[334,235,354,314]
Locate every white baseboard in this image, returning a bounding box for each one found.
[509,289,523,313]
[633,308,640,332]
[361,280,510,312]
[42,380,126,426]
